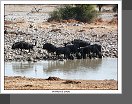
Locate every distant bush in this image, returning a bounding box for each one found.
[48,5,98,23]
[48,11,61,22]
[75,5,98,23]
[113,5,118,12]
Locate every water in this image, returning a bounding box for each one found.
[5,58,117,80]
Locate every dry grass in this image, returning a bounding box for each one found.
[108,18,118,25]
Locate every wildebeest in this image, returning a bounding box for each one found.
[43,43,57,54]
[76,44,102,59]
[56,46,71,59]
[64,43,78,54]
[71,39,90,48]
[90,44,102,58]
[64,39,91,59]
[42,41,102,60]
[43,43,74,59]
[12,42,21,50]
[78,45,92,59]
[12,40,37,52]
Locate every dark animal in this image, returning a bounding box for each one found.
[12,42,21,50]
[64,40,91,59]
[90,44,102,58]
[64,43,78,54]
[4,30,8,34]
[43,43,73,59]
[56,46,71,59]
[77,45,91,59]
[71,39,90,48]
[43,43,57,54]
[12,40,36,52]
[77,44,102,59]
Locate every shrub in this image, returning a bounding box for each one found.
[48,10,62,22]
[75,5,98,23]
[113,5,118,12]
[48,4,98,23]
[60,5,77,20]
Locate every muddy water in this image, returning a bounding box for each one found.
[5,58,117,80]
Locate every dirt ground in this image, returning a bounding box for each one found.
[4,76,117,90]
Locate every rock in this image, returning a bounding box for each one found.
[23,84,33,87]
[33,60,37,62]
[27,57,33,61]
[35,56,40,60]
[64,80,81,84]
[38,50,41,53]
[78,29,85,32]
[92,34,97,37]
[73,23,80,26]
[50,29,61,32]
[46,77,61,81]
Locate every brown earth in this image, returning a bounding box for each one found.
[4,76,118,90]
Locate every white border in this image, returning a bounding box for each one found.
[1,0,122,94]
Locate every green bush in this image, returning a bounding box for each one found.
[48,10,62,22]
[60,5,76,20]
[48,4,98,23]
[75,5,98,22]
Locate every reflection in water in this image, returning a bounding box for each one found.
[46,59,102,72]
[5,58,117,80]
[12,62,34,73]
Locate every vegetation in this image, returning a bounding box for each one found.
[97,4,104,12]
[48,4,98,23]
[113,4,118,12]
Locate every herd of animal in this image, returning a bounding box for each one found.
[12,39,102,60]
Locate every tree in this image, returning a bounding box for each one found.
[113,4,118,12]
[97,4,104,12]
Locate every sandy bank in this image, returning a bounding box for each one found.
[4,76,118,90]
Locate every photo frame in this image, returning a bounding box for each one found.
[1,0,122,94]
